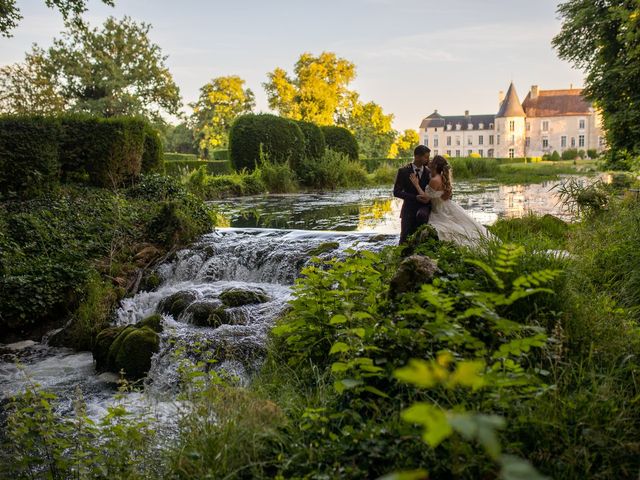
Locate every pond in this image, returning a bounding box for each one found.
[212,177,582,233]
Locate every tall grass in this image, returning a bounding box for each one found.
[449,157,499,179]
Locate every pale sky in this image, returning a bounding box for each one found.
[0,0,584,131]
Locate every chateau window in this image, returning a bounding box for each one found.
[579,135,585,147]
[488,148,494,157]
[447,136,451,146]
[479,135,483,145]
[468,136,473,145]
[579,119,585,129]
[456,137,461,146]
[526,122,531,131]
[434,137,439,147]
[509,120,515,132]
[446,150,451,156]
[511,134,515,145]
[508,148,515,158]
[561,136,567,148]
[542,121,549,131]
[479,149,484,157]
[542,137,549,148]
[479,123,484,129]
[468,123,473,130]
[497,135,500,145]
[489,135,494,145]
[455,150,460,157]
[571,137,576,147]
[525,137,530,147]
[489,123,494,129]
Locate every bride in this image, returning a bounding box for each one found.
[409,155,492,247]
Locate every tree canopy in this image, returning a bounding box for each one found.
[389,129,420,158]
[0,0,114,37]
[553,0,640,164]
[190,75,255,153]
[0,16,182,120]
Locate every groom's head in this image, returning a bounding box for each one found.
[413,145,431,167]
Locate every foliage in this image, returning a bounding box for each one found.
[338,96,396,158]
[550,150,561,161]
[320,125,359,160]
[389,129,420,159]
[190,75,255,154]
[141,123,164,173]
[257,157,298,193]
[163,122,198,154]
[297,149,366,189]
[561,148,579,160]
[182,166,265,200]
[489,213,569,252]
[228,113,305,171]
[264,51,356,125]
[554,178,610,217]
[164,158,231,177]
[449,156,498,179]
[553,0,640,163]
[294,119,326,160]
[0,16,181,120]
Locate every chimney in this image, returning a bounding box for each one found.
[498,90,505,107]
[464,110,469,117]
[531,85,539,99]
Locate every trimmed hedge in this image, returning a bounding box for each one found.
[320,126,359,161]
[0,115,162,196]
[0,116,61,198]
[209,149,229,161]
[361,157,408,173]
[295,120,326,160]
[165,152,198,162]
[228,114,305,172]
[165,160,232,177]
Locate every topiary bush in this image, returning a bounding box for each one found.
[561,148,579,160]
[550,150,561,161]
[228,114,305,172]
[0,115,61,198]
[294,120,326,160]
[320,125,359,160]
[142,124,164,173]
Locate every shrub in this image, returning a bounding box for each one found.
[164,159,231,177]
[257,158,298,193]
[209,149,229,160]
[577,149,586,159]
[229,114,305,172]
[320,126,359,160]
[371,163,397,185]
[550,150,561,161]
[294,120,326,160]
[362,157,405,173]
[561,148,578,160]
[141,124,164,173]
[448,157,498,179]
[0,115,61,198]
[587,148,598,159]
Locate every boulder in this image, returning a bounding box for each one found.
[389,255,439,298]
[106,325,137,370]
[220,287,270,307]
[93,326,126,371]
[113,326,160,380]
[307,241,339,256]
[157,290,197,318]
[185,302,229,327]
[136,314,163,333]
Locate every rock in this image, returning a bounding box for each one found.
[185,302,229,327]
[135,244,162,264]
[136,314,164,333]
[307,241,340,256]
[389,255,439,298]
[113,327,160,380]
[368,234,388,243]
[97,372,121,385]
[141,271,162,292]
[414,225,440,245]
[157,290,197,318]
[220,287,270,307]
[106,325,137,370]
[4,340,38,351]
[93,326,126,371]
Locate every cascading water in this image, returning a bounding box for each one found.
[0,228,396,418]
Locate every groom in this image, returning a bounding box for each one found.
[393,145,432,244]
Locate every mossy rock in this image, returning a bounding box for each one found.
[219,287,269,307]
[93,326,125,371]
[136,314,163,333]
[389,255,439,298]
[113,326,160,380]
[157,290,197,318]
[106,325,137,370]
[185,302,229,327]
[307,241,340,256]
[141,271,162,292]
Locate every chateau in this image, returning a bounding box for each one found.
[418,83,606,159]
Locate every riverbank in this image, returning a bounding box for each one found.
[1,176,639,479]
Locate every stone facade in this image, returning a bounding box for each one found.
[419,83,606,159]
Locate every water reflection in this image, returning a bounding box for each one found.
[212,177,589,233]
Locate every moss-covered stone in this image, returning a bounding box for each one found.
[106,325,137,370]
[113,326,160,379]
[141,271,162,292]
[93,326,126,371]
[185,302,229,327]
[219,287,269,307]
[157,290,196,319]
[136,313,163,333]
[307,241,339,256]
[389,255,439,298]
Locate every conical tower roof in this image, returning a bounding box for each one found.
[496,82,526,117]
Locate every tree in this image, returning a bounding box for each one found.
[164,122,197,154]
[0,16,182,120]
[389,129,419,158]
[190,76,254,153]
[1,0,114,37]
[337,95,396,158]
[553,1,640,161]
[263,52,356,125]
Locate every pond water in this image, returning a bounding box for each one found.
[212,178,580,233]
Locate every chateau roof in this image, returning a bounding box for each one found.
[420,110,495,131]
[496,82,526,118]
[522,88,591,117]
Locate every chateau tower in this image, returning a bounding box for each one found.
[495,82,526,158]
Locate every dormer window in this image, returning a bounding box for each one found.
[456,124,461,130]
[446,124,452,131]
[468,123,473,130]
[489,123,494,129]
[479,123,484,129]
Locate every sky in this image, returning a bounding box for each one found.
[0,0,585,132]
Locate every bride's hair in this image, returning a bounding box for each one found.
[432,155,452,196]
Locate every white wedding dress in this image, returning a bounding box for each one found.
[425,185,492,247]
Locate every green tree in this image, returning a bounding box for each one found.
[389,129,420,158]
[0,0,114,37]
[553,1,640,160]
[0,16,181,119]
[164,122,197,154]
[190,76,255,153]
[338,95,396,158]
[263,52,356,126]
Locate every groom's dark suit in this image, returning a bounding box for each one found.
[393,163,431,244]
